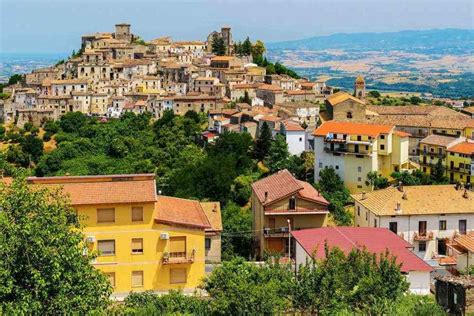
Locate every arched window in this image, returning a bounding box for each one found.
[346,111,353,119]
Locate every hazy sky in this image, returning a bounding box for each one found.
[1,0,473,53]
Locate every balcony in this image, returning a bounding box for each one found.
[324,147,371,156]
[413,231,434,241]
[162,250,195,265]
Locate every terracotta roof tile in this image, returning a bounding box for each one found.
[155,196,211,229]
[448,142,474,155]
[200,202,222,232]
[252,170,303,205]
[453,232,474,252]
[27,174,156,205]
[313,121,393,137]
[326,91,364,106]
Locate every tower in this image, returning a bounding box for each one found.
[115,23,131,42]
[221,26,232,55]
[354,75,366,99]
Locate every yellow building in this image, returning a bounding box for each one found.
[447,142,474,184]
[251,169,329,259]
[27,174,211,299]
[314,121,411,192]
[418,134,465,176]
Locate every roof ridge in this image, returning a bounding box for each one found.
[334,227,360,250]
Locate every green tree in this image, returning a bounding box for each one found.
[20,134,44,164]
[202,258,293,314]
[254,121,272,161]
[431,159,448,184]
[251,40,266,61]
[212,34,226,56]
[0,175,111,314]
[410,96,422,105]
[8,74,24,86]
[368,90,381,98]
[266,63,276,75]
[221,202,253,260]
[366,171,390,190]
[316,167,352,225]
[242,37,252,56]
[59,111,88,133]
[0,125,5,140]
[266,134,290,173]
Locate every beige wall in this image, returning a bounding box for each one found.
[205,233,221,263]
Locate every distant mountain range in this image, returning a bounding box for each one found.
[267,29,474,55]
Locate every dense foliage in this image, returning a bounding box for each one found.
[0,175,111,314]
[114,247,440,315]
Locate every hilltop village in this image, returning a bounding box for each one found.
[1,23,474,314]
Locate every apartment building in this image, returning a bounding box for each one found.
[314,121,410,192]
[352,185,474,261]
[26,174,210,299]
[447,142,474,184]
[251,169,329,259]
[419,134,465,175]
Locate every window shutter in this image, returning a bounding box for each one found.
[132,207,143,221]
[131,238,143,253]
[131,271,143,287]
[98,240,115,255]
[169,237,186,254]
[97,208,115,223]
[170,268,186,284]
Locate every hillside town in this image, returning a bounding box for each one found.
[1,23,473,315]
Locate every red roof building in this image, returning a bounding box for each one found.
[292,227,433,294]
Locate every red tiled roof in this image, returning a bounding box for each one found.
[155,196,211,229]
[292,227,433,272]
[282,120,305,132]
[296,180,329,205]
[313,121,394,137]
[448,142,474,155]
[453,232,474,252]
[27,174,157,205]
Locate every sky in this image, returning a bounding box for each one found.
[0,0,473,53]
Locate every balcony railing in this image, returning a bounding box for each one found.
[162,249,195,264]
[323,147,371,156]
[413,231,434,241]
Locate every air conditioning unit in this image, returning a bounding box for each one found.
[160,233,170,240]
[86,236,96,243]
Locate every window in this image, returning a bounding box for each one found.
[170,268,187,284]
[299,137,303,142]
[418,241,426,252]
[346,112,353,119]
[357,177,362,182]
[105,272,115,287]
[205,238,211,250]
[380,135,385,140]
[374,219,377,227]
[357,135,362,141]
[131,271,144,287]
[132,207,143,222]
[418,221,427,235]
[389,222,398,234]
[358,166,362,172]
[289,197,296,210]
[380,144,385,150]
[170,236,187,257]
[131,238,143,254]
[439,220,447,231]
[98,240,115,256]
[97,208,115,223]
[459,220,467,234]
[357,206,360,216]
[365,212,368,221]
[335,165,339,170]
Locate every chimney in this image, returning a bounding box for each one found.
[398,181,404,192]
[361,191,367,200]
[402,192,408,200]
[463,189,469,199]
[264,191,268,202]
[395,202,402,214]
[213,203,217,212]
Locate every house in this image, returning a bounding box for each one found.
[419,134,465,176]
[280,120,306,156]
[256,84,284,106]
[201,202,223,263]
[352,184,474,261]
[447,232,474,272]
[313,121,410,192]
[251,169,329,259]
[292,227,433,294]
[325,91,366,121]
[26,174,209,299]
[435,275,474,315]
[447,142,474,185]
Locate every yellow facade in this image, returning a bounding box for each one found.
[446,147,473,184]
[419,142,446,176]
[80,202,206,296]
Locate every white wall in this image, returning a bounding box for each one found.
[314,136,345,181]
[286,131,306,156]
[407,271,431,295]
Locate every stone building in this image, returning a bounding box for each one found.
[354,74,366,99]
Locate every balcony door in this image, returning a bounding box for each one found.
[459,220,467,235]
[170,236,186,258]
[418,221,427,236]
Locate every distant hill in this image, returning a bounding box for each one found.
[267,29,474,55]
